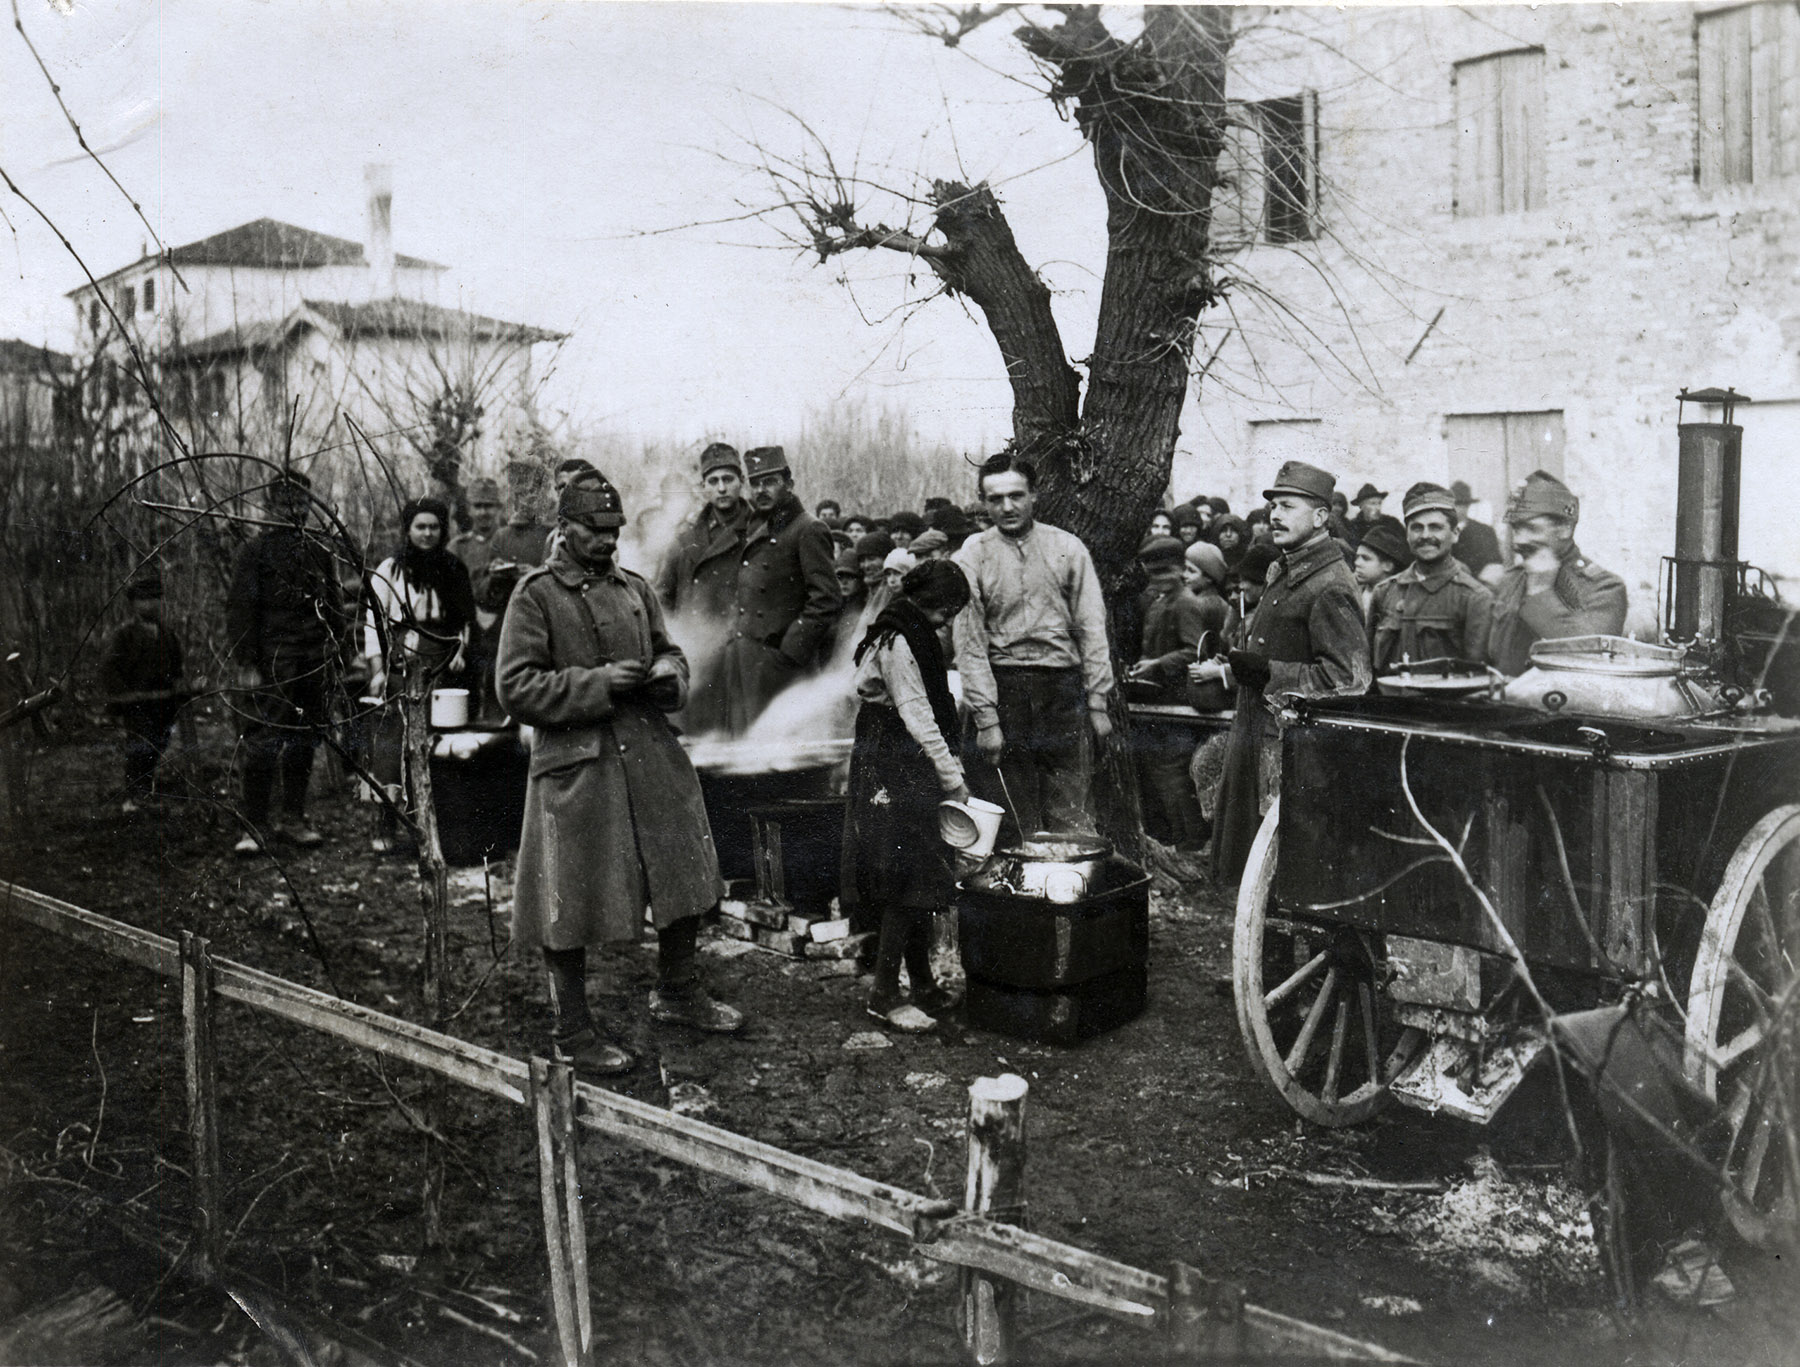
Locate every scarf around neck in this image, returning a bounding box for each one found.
[854,595,958,748]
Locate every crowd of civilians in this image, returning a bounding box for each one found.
[99,442,1627,1055]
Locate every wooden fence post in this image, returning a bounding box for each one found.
[961,1074,1027,1365]
[531,1056,593,1367]
[1166,1261,1246,1361]
[402,671,450,1251]
[180,930,223,1276]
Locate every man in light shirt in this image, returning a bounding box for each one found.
[952,452,1113,837]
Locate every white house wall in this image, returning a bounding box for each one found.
[1179,3,1800,603]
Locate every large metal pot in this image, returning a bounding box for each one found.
[965,835,1112,903]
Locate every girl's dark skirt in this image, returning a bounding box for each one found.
[842,700,953,911]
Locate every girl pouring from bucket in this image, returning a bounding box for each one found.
[845,559,973,1032]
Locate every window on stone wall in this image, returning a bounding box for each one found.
[88,300,101,334]
[1444,410,1565,537]
[142,277,155,312]
[1210,92,1319,248]
[1699,2,1800,188]
[1453,48,1546,216]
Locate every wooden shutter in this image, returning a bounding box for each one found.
[1455,57,1502,216]
[1502,411,1565,485]
[1701,6,1754,186]
[1750,0,1800,181]
[1499,51,1546,211]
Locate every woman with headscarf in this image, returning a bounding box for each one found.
[1210,513,1250,571]
[844,559,972,1032]
[365,496,478,852]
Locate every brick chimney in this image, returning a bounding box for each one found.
[364,163,394,299]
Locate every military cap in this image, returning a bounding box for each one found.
[1184,541,1227,586]
[1359,521,1411,569]
[743,446,789,479]
[126,568,165,600]
[1401,481,1457,521]
[854,531,895,561]
[466,477,502,504]
[1449,479,1476,505]
[1263,460,1337,505]
[1137,535,1187,568]
[558,472,626,529]
[1505,470,1579,525]
[909,528,949,557]
[1352,482,1387,503]
[699,442,741,478]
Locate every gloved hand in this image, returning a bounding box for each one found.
[1228,649,1272,693]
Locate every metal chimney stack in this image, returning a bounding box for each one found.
[1667,387,1749,647]
[364,163,395,299]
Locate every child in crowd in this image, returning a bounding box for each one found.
[101,570,188,813]
[1352,522,1411,620]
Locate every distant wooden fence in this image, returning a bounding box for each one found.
[1,880,1415,1366]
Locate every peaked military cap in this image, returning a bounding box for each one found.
[699,442,741,478]
[466,477,502,504]
[558,472,626,528]
[1263,460,1337,505]
[1506,470,1579,525]
[1401,481,1457,521]
[743,446,789,479]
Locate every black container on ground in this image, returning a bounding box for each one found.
[747,799,846,919]
[958,858,1150,1043]
[430,733,529,866]
[958,860,1149,990]
[962,963,1148,1046]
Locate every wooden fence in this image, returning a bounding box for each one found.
[1,880,1415,1366]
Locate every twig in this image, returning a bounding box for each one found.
[85,1008,106,1172]
[434,1304,540,1360]
[1268,1165,1445,1194]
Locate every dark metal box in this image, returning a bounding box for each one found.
[957,862,1149,991]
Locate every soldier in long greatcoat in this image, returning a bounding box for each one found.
[715,446,841,734]
[1197,460,1372,884]
[497,473,745,1077]
[655,442,750,735]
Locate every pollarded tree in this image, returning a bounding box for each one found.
[770,4,1236,598]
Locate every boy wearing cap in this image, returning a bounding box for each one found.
[1352,521,1411,619]
[451,477,507,718]
[1195,460,1371,883]
[1486,471,1627,676]
[1369,483,1494,672]
[498,473,745,1077]
[655,443,752,735]
[1129,536,1221,851]
[103,570,188,814]
[716,447,841,734]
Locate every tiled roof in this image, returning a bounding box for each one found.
[301,298,563,343]
[165,299,563,363]
[71,218,447,293]
[0,338,72,374]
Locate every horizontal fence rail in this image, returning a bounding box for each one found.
[1,879,1412,1364]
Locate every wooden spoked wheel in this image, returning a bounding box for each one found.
[1684,803,1800,1248]
[1232,800,1423,1128]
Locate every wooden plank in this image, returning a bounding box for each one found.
[570,1080,954,1238]
[1,882,178,977]
[213,965,530,1105]
[180,932,223,1275]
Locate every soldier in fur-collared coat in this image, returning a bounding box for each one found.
[497,473,743,1077]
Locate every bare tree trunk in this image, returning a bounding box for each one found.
[401,669,450,1252]
[1021,5,1233,593]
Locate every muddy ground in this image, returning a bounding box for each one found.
[1,714,1794,1366]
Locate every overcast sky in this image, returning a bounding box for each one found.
[0,0,1120,451]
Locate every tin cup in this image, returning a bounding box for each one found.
[429,688,470,729]
[938,797,1006,857]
